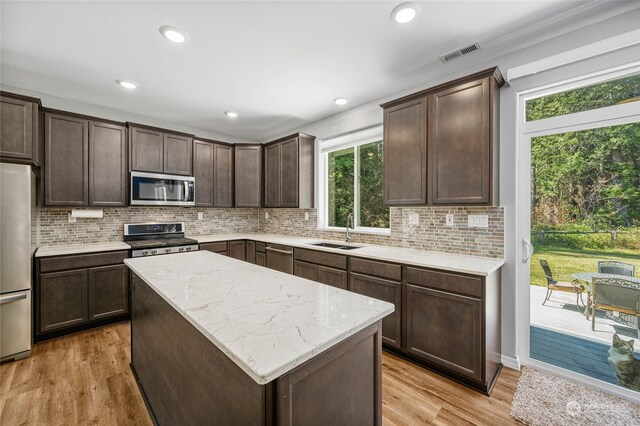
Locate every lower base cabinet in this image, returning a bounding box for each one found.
[256,252,266,266]
[246,241,256,263]
[228,240,246,261]
[36,251,130,341]
[294,260,348,290]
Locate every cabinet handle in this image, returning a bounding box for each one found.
[265,247,293,255]
[0,292,27,304]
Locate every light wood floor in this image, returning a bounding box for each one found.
[0,323,521,425]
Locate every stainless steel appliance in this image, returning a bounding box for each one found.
[265,244,293,274]
[124,222,199,257]
[1,163,36,362]
[130,172,195,206]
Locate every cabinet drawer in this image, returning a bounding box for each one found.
[317,266,348,290]
[406,267,482,298]
[294,248,347,270]
[255,242,266,253]
[39,251,128,273]
[200,242,228,253]
[350,258,401,281]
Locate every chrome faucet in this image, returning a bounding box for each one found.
[345,214,354,243]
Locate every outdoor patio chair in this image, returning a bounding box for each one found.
[591,277,640,331]
[597,260,635,277]
[539,259,586,313]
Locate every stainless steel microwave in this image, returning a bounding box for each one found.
[130,172,195,206]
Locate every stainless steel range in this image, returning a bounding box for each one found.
[124,222,199,257]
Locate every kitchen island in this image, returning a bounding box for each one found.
[124,251,394,425]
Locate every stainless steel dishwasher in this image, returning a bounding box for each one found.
[265,244,293,274]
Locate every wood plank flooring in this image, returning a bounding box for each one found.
[0,322,521,425]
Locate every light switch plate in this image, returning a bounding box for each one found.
[445,214,454,226]
[197,212,204,220]
[468,215,489,228]
[68,213,76,224]
[304,212,309,221]
[265,212,269,219]
[408,213,419,225]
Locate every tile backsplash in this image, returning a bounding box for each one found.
[39,207,260,245]
[39,206,504,258]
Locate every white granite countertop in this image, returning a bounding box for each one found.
[194,233,504,276]
[35,242,131,257]
[125,251,394,385]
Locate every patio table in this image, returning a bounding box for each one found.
[571,272,640,320]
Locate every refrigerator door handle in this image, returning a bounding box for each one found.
[0,293,27,304]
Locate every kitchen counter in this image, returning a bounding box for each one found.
[192,233,504,276]
[125,250,393,384]
[35,242,130,257]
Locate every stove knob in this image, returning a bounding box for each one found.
[165,248,172,253]
[178,247,185,252]
[151,250,157,255]
[142,251,149,256]
[186,247,192,251]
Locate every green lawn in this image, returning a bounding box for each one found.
[530,245,640,287]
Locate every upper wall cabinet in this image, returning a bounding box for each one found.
[193,138,234,207]
[234,144,262,208]
[45,112,126,207]
[263,133,314,208]
[129,124,193,176]
[381,67,504,206]
[0,93,42,166]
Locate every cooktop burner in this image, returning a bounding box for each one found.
[124,222,200,257]
[126,237,198,249]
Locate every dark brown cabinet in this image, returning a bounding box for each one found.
[381,67,503,206]
[428,75,498,204]
[234,145,262,208]
[265,244,293,274]
[45,113,127,207]
[256,252,266,267]
[246,241,256,263]
[45,113,89,206]
[200,241,228,256]
[129,124,193,176]
[349,272,402,349]
[228,241,246,261]
[0,93,41,165]
[293,248,348,290]
[194,139,234,207]
[263,133,314,208]
[89,121,127,206]
[36,250,130,340]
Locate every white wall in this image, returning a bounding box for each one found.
[289,8,640,362]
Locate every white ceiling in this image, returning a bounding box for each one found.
[0,1,631,142]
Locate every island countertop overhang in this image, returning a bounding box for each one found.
[125,251,394,385]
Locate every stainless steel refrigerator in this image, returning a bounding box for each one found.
[0,163,36,362]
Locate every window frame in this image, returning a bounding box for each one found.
[317,125,389,235]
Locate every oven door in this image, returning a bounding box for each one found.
[130,172,195,206]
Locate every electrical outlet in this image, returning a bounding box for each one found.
[468,215,489,228]
[408,213,419,225]
[304,212,309,221]
[197,212,204,220]
[445,214,454,226]
[265,212,269,219]
[68,213,76,224]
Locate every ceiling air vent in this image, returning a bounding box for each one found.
[439,42,481,63]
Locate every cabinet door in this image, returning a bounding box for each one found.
[349,273,402,348]
[45,113,89,206]
[406,284,482,382]
[213,144,234,207]
[383,97,427,205]
[317,266,348,290]
[263,143,280,207]
[163,133,193,176]
[256,252,266,267]
[279,137,299,207]
[193,140,214,206]
[428,77,490,204]
[88,264,129,321]
[89,121,127,206]
[294,260,317,281]
[39,269,88,333]
[246,241,256,264]
[130,127,163,173]
[228,241,246,261]
[0,96,36,161]
[234,145,262,207]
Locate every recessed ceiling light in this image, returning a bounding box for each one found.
[391,2,419,24]
[159,25,187,43]
[116,79,138,89]
[334,97,348,106]
[225,111,239,118]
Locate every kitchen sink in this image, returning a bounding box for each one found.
[308,242,362,250]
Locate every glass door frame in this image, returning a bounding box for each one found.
[515,63,640,401]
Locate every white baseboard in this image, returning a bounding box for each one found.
[501,354,521,371]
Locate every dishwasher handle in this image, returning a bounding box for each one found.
[265,246,293,255]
